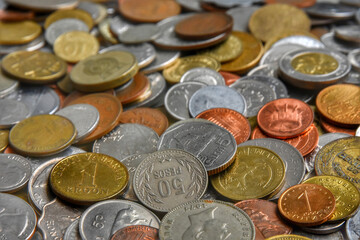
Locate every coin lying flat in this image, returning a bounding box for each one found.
[141,48,180,74]
[63,219,81,240]
[0,20,42,45]
[0,99,30,129]
[0,130,9,152]
[45,18,89,45]
[305,2,357,19]
[321,32,360,54]
[0,35,45,55]
[111,225,158,240]
[348,49,360,72]
[180,67,225,86]
[335,25,360,43]
[118,24,160,44]
[4,0,79,12]
[44,9,93,30]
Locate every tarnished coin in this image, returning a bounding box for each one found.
[346,205,360,240]
[79,199,160,240]
[142,48,180,74]
[64,219,81,240]
[159,200,256,240]
[111,225,158,240]
[0,193,36,240]
[133,149,208,212]
[45,18,89,45]
[0,35,45,55]
[180,67,225,85]
[4,0,79,11]
[335,25,360,43]
[0,99,30,129]
[348,48,360,72]
[0,20,41,45]
[321,32,360,54]
[0,130,8,152]
[239,75,288,99]
[118,24,160,44]
[305,2,357,19]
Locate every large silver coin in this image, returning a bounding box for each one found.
[0,35,45,55]
[158,119,237,175]
[348,48,360,72]
[0,193,36,239]
[93,123,159,162]
[56,104,99,143]
[159,200,256,240]
[0,99,30,129]
[227,6,259,32]
[335,25,360,43]
[142,48,180,74]
[118,24,160,44]
[305,2,357,19]
[79,199,160,240]
[45,18,89,45]
[239,75,288,99]
[133,149,208,213]
[230,80,276,117]
[64,219,81,240]
[180,67,225,86]
[247,63,279,78]
[0,154,31,193]
[260,44,304,66]
[0,67,18,98]
[239,138,305,200]
[321,32,360,54]
[292,228,344,239]
[346,206,360,240]
[4,0,79,11]
[188,85,247,117]
[271,35,325,49]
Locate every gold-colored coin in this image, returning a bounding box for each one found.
[56,74,75,94]
[211,146,285,201]
[264,30,318,51]
[265,235,312,240]
[1,51,67,84]
[163,55,220,84]
[44,9,94,30]
[9,115,76,157]
[315,137,360,190]
[70,51,138,92]
[95,3,108,24]
[50,152,129,205]
[249,4,311,42]
[99,19,118,44]
[0,21,42,45]
[220,32,263,74]
[54,31,99,63]
[197,34,243,63]
[303,176,360,221]
[291,53,339,75]
[0,130,9,152]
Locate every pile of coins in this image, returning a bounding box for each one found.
[0,0,360,239]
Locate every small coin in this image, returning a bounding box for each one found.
[4,0,79,11]
[335,25,360,43]
[63,219,81,240]
[346,206,360,240]
[0,20,41,45]
[301,221,345,235]
[0,99,30,129]
[111,225,159,240]
[142,48,180,74]
[45,18,89,45]
[219,71,240,86]
[118,24,160,44]
[321,32,360,54]
[0,130,9,152]
[348,48,360,72]
[116,72,150,104]
[305,2,357,19]
[44,9,93,30]
[0,35,45,55]
[180,67,225,86]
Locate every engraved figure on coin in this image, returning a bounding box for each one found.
[78,162,98,188]
[83,58,121,79]
[269,104,303,133]
[0,207,29,238]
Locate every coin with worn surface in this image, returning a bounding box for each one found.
[321,32,360,54]
[45,18,89,45]
[346,206,360,240]
[111,225,158,240]
[239,75,288,99]
[118,24,160,44]
[45,9,93,29]
[180,67,225,86]
[0,130,8,152]
[220,71,240,86]
[0,99,29,129]
[4,0,78,11]
[320,117,357,135]
[115,72,150,104]
[0,20,41,45]
[248,63,278,78]
[0,193,36,239]
[348,48,360,72]
[227,6,259,32]
[79,199,160,240]
[159,200,255,240]
[305,2,357,19]
[141,48,180,74]
[265,235,312,240]
[64,219,81,240]
[335,25,360,43]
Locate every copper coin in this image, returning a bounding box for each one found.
[174,12,233,40]
[0,10,34,21]
[63,89,115,107]
[320,117,356,136]
[257,98,314,139]
[278,183,336,226]
[119,107,168,135]
[219,71,240,86]
[265,0,316,8]
[235,199,292,240]
[119,0,181,23]
[200,2,228,12]
[116,72,150,105]
[196,108,251,145]
[67,93,122,144]
[310,27,329,39]
[111,225,159,240]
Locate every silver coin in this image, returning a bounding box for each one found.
[305,2,357,19]
[31,231,43,240]
[77,1,99,21]
[100,43,156,68]
[344,69,360,85]
[356,126,360,136]
[304,145,321,173]
[0,154,31,193]
[109,15,135,37]
[45,18,89,45]
[5,85,60,116]
[357,9,360,24]
[271,35,326,49]
[0,68,19,98]
[133,149,208,213]
[260,44,304,65]
[335,25,360,43]
[93,123,159,162]
[285,84,315,103]
[303,170,317,181]
[0,193,36,239]
[292,228,344,240]
[38,198,83,240]
[176,0,202,12]
[180,67,225,86]
[318,132,352,147]
[141,48,180,74]
[159,200,256,240]
[341,0,360,6]
[239,75,288,99]
[188,85,247,117]
[348,48,360,72]
[301,221,345,235]
[120,154,148,202]
[321,32,360,54]
[158,119,237,174]
[0,35,45,55]
[226,6,259,32]
[239,138,305,200]
[79,199,160,240]
[165,82,206,120]
[230,80,276,117]
[56,103,100,143]
[201,183,231,201]
[4,0,79,11]
[118,24,161,44]
[203,0,253,7]
[346,205,360,240]
[247,63,279,78]
[0,99,30,129]
[279,48,351,89]
[64,219,81,240]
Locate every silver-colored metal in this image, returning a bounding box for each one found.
[335,25,360,43]
[0,193,37,239]
[31,231,43,240]
[344,69,360,85]
[4,0,79,11]
[226,6,259,32]
[305,2,357,19]
[5,85,60,116]
[292,229,344,240]
[176,0,202,12]
[230,80,276,117]
[341,0,360,6]
[45,18,89,45]
[56,104,100,143]
[260,44,304,66]
[318,132,352,147]
[0,35,45,55]
[279,48,351,89]
[271,35,326,49]
[77,1,99,21]
[79,199,160,240]
[159,200,256,240]
[239,75,288,99]
[109,15,135,37]
[348,48,360,72]
[38,198,83,240]
[64,219,81,240]
[141,48,180,74]
[118,24,161,44]
[188,85,247,117]
[301,221,345,235]
[0,154,31,193]
[356,126,360,136]
[346,206,360,240]
[304,145,321,173]
[165,82,206,120]
[180,67,225,86]
[0,68,19,98]
[93,123,159,162]
[321,32,360,54]
[133,149,208,212]
[357,9,360,24]
[158,119,237,174]
[203,0,254,7]
[100,43,156,68]
[0,99,30,129]
[201,184,230,201]
[247,63,279,78]
[239,138,305,200]
[286,84,315,103]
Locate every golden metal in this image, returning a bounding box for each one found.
[265,235,312,240]
[291,53,339,75]
[211,146,285,201]
[0,21,42,45]
[0,130,9,152]
[56,74,75,94]
[9,115,76,157]
[264,30,318,51]
[94,3,107,24]
[50,152,129,205]
[99,19,118,44]
[44,9,94,30]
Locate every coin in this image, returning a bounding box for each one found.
[141,48,180,74]
[99,18,118,44]
[220,71,240,86]
[0,130,8,152]
[4,0,79,11]
[300,221,345,235]
[261,44,304,66]
[227,6,259,32]
[321,32,360,54]
[118,24,160,44]
[348,49,360,72]
[305,2,357,19]
[180,67,225,86]
[0,20,41,45]
[44,9,93,30]
[0,99,30,129]
[176,0,202,12]
[346,206,360,240]
[63,219,81,240]
[265,0,316,8]
[265,235,312,240]
[335,25,360,43]
[292,229,344,240]
[0,67,18,98]
[111,225,158,240]
[320,117,357,136]
[116,72,150,104]
[45,18,89,45]
[0,35,45,55]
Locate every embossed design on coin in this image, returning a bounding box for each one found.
[291,53,338,75]
[111,225,158,240]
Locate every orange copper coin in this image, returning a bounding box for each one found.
[119,107,169,135]
[174,12,233,40]
[320,117,356,136]
[278,183,336,227]
[63,89,115,107]
[219,71,240,86]
[195,108,250,145]
[116,72,150,105]
[119,0,181,23]
[235,199,292,239]
[67,93,122,144]
[257,98,314,139]
[111,225,159,240]
[0,10,34,21]
[265,0,316,8]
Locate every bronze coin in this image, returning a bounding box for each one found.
[219,71,240,86]
[0,10,35,21]
[265,0,316,8]
[63,89,115,107]
[116,72,150,105]
[320,117,356,136]
[111,225,159,240]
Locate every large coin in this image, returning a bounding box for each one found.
[45,18,89,45]
[4,0,79,11]
[0,99,30,129]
